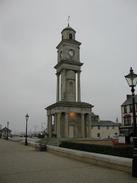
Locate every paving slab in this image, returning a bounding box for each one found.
[0,139,136,183]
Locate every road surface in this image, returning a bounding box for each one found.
[0,139,136,183]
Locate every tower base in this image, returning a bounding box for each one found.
[46,101,96,138]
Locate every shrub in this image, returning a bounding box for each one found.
[60,141,133,158]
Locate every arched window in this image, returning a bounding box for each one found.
[69,33,72,39]
[124,114,131,126]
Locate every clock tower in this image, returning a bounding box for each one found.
[55,26,82,102]
[46,25,96,139]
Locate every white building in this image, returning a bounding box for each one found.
[91,120,119,139]
[121,95,137,127]
[120,94,137,143]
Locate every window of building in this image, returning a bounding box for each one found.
[124,115,131,126]
[124,106,127,113]
[97,125,100,130]
[69,33,72,39]
[97,133,100,138]
[129,105,132,113]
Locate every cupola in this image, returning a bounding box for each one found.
[61,26,76,40]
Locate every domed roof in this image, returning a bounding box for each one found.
[61,26,76,33]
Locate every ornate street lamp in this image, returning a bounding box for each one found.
[125,67,137,177]
[25,114,29,146]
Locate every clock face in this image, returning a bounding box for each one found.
[68,49,74,57]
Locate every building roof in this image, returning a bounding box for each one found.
[61,26,76,33]
[46,101,93,110]
[91,120,119,127]
[0,127,11,132]
[121,95,137,106]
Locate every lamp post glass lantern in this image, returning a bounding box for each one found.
[125,67,137,177]
[25,114,29,146]
[125,67,137,87]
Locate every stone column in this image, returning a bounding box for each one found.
[87,114,91,138]
[77,71,81,102]
[56,73,60,102]
[65,113,69,137]
[57,113,61,138]
[47,115,49,135]
[61,69,66,101]
[54,114,57,136]
[48,115,52,138]
[81,113,85,138]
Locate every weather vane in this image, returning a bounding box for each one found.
[67,16,70,27]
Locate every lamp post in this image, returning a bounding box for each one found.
[125,67,137,177]
[6,121,9,140]
[25,114,29,146]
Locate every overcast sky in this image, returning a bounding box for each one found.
[0,0,137,133]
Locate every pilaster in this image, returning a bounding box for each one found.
[77,71,81,102]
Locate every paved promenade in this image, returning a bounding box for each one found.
[0,139,136,183]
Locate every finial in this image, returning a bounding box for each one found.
[130,67,133,73]
[67,16,70,27]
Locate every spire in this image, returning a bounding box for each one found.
[61,16,76,34]
[67,16,70,27]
